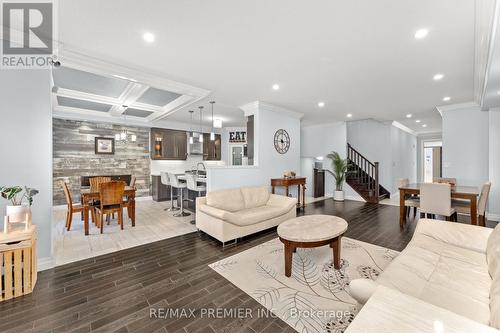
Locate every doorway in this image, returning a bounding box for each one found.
[423,140,442,183]
[231,145,244,166]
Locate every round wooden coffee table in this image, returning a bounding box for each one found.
[277,215,348,277]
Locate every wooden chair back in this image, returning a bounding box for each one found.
[99,181,125,207]
[130,175,137,188]
[478,181,492,216]
[61,181,73,207]
[90,177,111,191]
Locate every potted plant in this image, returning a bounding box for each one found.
[326,151,348,201]
[0,186,39,222]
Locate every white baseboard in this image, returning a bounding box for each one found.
[487,213,500,222]
[38,256,54,271]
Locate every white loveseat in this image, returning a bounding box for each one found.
[350,218,500,329]
[195,186,297,244]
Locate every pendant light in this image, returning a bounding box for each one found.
[198,106,204,143]
[188,110,194,144]
[209,101,215,141]
[116,114,136,143]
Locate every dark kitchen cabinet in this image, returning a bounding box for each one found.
[151,128,188,160]
[202,133,221,160]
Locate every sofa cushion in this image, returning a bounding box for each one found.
[206,188,245,212]
[376,233,491,325]
[241,186,270,209]
[349,279,377,305]
[224,205,291,226]
[490,275,500,329]
[487,223,500,278]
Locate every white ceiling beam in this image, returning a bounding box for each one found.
[110,82,149,116]
[55,88,121,105]
[147,95,198,122]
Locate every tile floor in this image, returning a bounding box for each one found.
[53,199,197,266]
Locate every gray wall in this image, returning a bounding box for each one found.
[0,69,53,262]
[53,118,150,205]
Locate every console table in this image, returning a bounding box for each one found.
[271,177,306,209]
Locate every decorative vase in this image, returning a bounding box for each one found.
[6,205,30,223]
[334,190,345,201]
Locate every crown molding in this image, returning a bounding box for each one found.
[239,101,304,119]
[435,102,480,115]
[391,121,416,136]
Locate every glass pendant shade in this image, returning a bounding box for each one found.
[210,132,215,141]
[199,134,203,143]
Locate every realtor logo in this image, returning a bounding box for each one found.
[1,1,55,69]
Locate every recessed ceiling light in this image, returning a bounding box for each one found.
[143,32,155,43]
[406,114,412,118]
[442,96,451,101]
[414,28,429,39]
[422,124,428,128]
[346,113,353,118]
[318,102,325,108]
[416,119,421,123]
[433,74,444,81]
[497,91,500,95]
[272,83,280,90]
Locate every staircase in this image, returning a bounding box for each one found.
[346,143,390,203]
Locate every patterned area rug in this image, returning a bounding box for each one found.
[209,237,399,333]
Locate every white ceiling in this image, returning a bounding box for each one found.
[58,0,477,133]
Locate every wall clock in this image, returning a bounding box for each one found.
[274,129,290,154]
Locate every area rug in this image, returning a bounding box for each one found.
[209,238,399,333]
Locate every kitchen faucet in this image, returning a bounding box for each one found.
[196,162,206,176]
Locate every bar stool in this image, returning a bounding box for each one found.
[161,172,179,212]
[186,173,206,224]
[168,172,190,217]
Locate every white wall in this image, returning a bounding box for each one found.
[488,109,500,217]
[300,122,362,200]
[346,119,416,194]
[390,126,417,192]
[207,102,301,196]
[442,107,489,186]
[0,70,53,267]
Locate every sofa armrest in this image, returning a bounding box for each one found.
[267,194,297,210]
[198,204,233,221]
[415,218,493,253]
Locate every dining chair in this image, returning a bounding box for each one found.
[129,175,137,188]
[420,183,457,221]
[89,176,111,191]
[95,181,126,234]
[61,181,93,231]
[452,181,491,227]
[398,178,419,218]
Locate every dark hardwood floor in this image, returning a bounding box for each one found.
[0,199,495,333]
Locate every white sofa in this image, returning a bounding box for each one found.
[350,218,500,329]
[195,186,297,244]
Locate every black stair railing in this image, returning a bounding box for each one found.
[346,143,379,200]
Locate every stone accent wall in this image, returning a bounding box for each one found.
[53,118,150,205]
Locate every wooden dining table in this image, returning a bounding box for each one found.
[399,183,480,228]
[80,186,136,236]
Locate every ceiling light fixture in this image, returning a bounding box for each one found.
[422,124,428,128]
[346,113,353,118]
[143,32,155,43]
[318,102,325,108]
[115,115,136,143]
[272,83,280,90]
[497,91,500,95]
[414,28,429,39]
[209,101,215,141]
[442,96,451,101]
[198,106,204,143]
[433,73,444,81]
[416,120,421,123]
[188,110,194,144]
[406,114,412,118]
[214,118,223,129]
